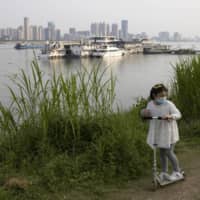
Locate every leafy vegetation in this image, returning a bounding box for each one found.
[0,60,151,199]
[171,56,200,120]
[0,55,200,199]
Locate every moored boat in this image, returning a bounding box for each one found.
[70,45,94,57]
[48,48,66,59]
[92,45,125,57]
[15,42,44,49]
[143,44,171,54]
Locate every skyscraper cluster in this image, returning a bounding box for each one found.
[90,20,129,40]
[0,17,131,41]
[24,18,61,41]
[156,31,182,41]
[0,17,61,41]
[65,20,129,41]
[0,17,199,42]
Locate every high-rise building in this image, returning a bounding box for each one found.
[111,23,119,38]
[134,32,148,40]
[99,22,107,36]
[77,31,90,39]
[64,33,70,41]
[38,26,44,40]
[48,22,56,41]
[90,23,95,36]
[140,32,148,39]
[29,26,33,40]
[158,31,170,41]
[173,32,181,41]
[69,28,76,35]
[0,29,7,40]
[17,26,24,40]
[106,24,110,36]
[90,22,110,37]
[31,26,39,40]
[6,28,17,40]
[69,28,76,40]
[56,29,61,41]
[121,20,128,40]
[44,28,49,41]
[90,23,99,36]
[24,17,30,40]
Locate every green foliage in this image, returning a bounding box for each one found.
[171,56,200,120]
[1,52,200,199]
[0,59,152,197]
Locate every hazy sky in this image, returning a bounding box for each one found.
[1,0,200,37]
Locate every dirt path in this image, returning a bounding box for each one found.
[60,144,200,200]
[103,146,200,200]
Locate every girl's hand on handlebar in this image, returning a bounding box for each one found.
[162,115,173,121]
[141,109,151,117]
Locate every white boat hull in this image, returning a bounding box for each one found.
[70,45,94,57]
[92,50,125,57]
[48,50,66,58]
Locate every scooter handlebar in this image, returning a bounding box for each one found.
[142,116,165,120]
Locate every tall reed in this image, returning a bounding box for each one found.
[0,59,152,187]
[0,59,116,158]
[171,56,200,119]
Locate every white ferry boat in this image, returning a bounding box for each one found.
[48,48,66,59]
[92,45,125,57]
[70,45,94,57]
[70,36,123,57]
[39,41,66,59]
[89,36,120,45]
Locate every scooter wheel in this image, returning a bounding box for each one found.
[153,180,158,191]
[181,170,186,176]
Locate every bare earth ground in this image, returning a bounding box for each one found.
[59,144,200,200]
[102,146,200,200]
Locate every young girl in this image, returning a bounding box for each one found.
[141,83,183,181]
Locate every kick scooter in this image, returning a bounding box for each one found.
[143,116,185,190]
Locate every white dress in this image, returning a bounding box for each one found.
[146,100,181,149]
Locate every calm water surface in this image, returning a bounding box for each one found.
[0,42,196,109]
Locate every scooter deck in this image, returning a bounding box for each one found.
[156,176,184,186]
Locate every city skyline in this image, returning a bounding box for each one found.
[0,0,200,37]
[0,17,199,41]
[0,17,199,39]
[0,17,132,41]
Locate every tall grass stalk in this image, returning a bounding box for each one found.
[0,59,152,189]
[171,56,200,119]
[0,59,116,156]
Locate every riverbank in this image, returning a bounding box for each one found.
[54,139,200,200]
[0,56,200,199]
[0,122,199,200]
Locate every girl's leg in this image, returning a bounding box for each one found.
[165,144,180,172]
[159,148,168,172]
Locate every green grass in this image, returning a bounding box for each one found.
[171,56,200,121]
[0,59,153,199]
[0,56,200,199]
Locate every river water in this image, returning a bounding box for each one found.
[0,42,198,109]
